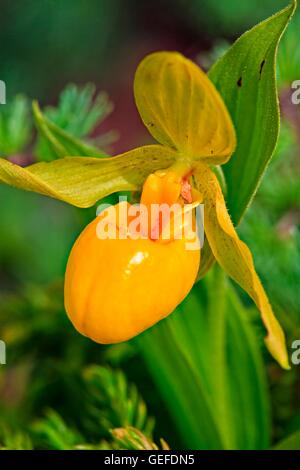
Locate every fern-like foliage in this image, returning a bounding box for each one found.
[31,410,84,450]
[111,427,170,451]
[34,84,117,160]
[0,364,158,450]
[83,365,155,439]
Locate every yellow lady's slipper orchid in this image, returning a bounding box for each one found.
[65,172,201,344]
[0,51,289,369]
[64,52,289,369]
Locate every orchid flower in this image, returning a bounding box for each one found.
[0,52,289,369]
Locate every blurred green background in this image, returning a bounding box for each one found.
[0,0,300,450]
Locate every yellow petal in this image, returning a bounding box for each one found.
[0,145,176,208]
[134,51,236,164]
[194,165,289,369]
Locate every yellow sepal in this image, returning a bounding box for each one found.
[134,51,236,164]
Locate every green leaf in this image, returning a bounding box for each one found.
[0,430,33,450]
[32,410,83,450]
[273,430,300,450]
[45,84,112,138]
[137,266,270,449]
[224,288,270,449]
[0,145,176,208]
[209,0,296,224]
[0,95,32,156]
[33,101,107,159]
[83,366,155,437]
[34,84,117,161]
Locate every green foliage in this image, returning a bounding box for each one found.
[0,430,33,450]
[175,0,289,36]
[41,84,113,139]
[0,350,157,449]
[0,1,299,452]
[0,84,116,161]
[239,122,300,327]
[0,95,32,156]
[35,364,156,449]
[198,2,297,279]
[111,427,169,450]
[278,10,300,86]
[209,0,296,224]
[32,410,84,450]
[83,366,155,437]
[273,430,300,449]
[31,418,165,450]
[34,84,117,160]
[0,282,156,449]
[136,267,270,450]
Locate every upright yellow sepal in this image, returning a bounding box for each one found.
[134,51,236,164]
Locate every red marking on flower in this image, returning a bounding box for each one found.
[181,179,193,203]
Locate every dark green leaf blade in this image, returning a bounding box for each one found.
[137,267,270,449]
[273,430,300,450]
[209,1,296,224]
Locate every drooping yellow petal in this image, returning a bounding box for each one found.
[134,51,236,165]
[194,165,289,369]
[0,145,176,208]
